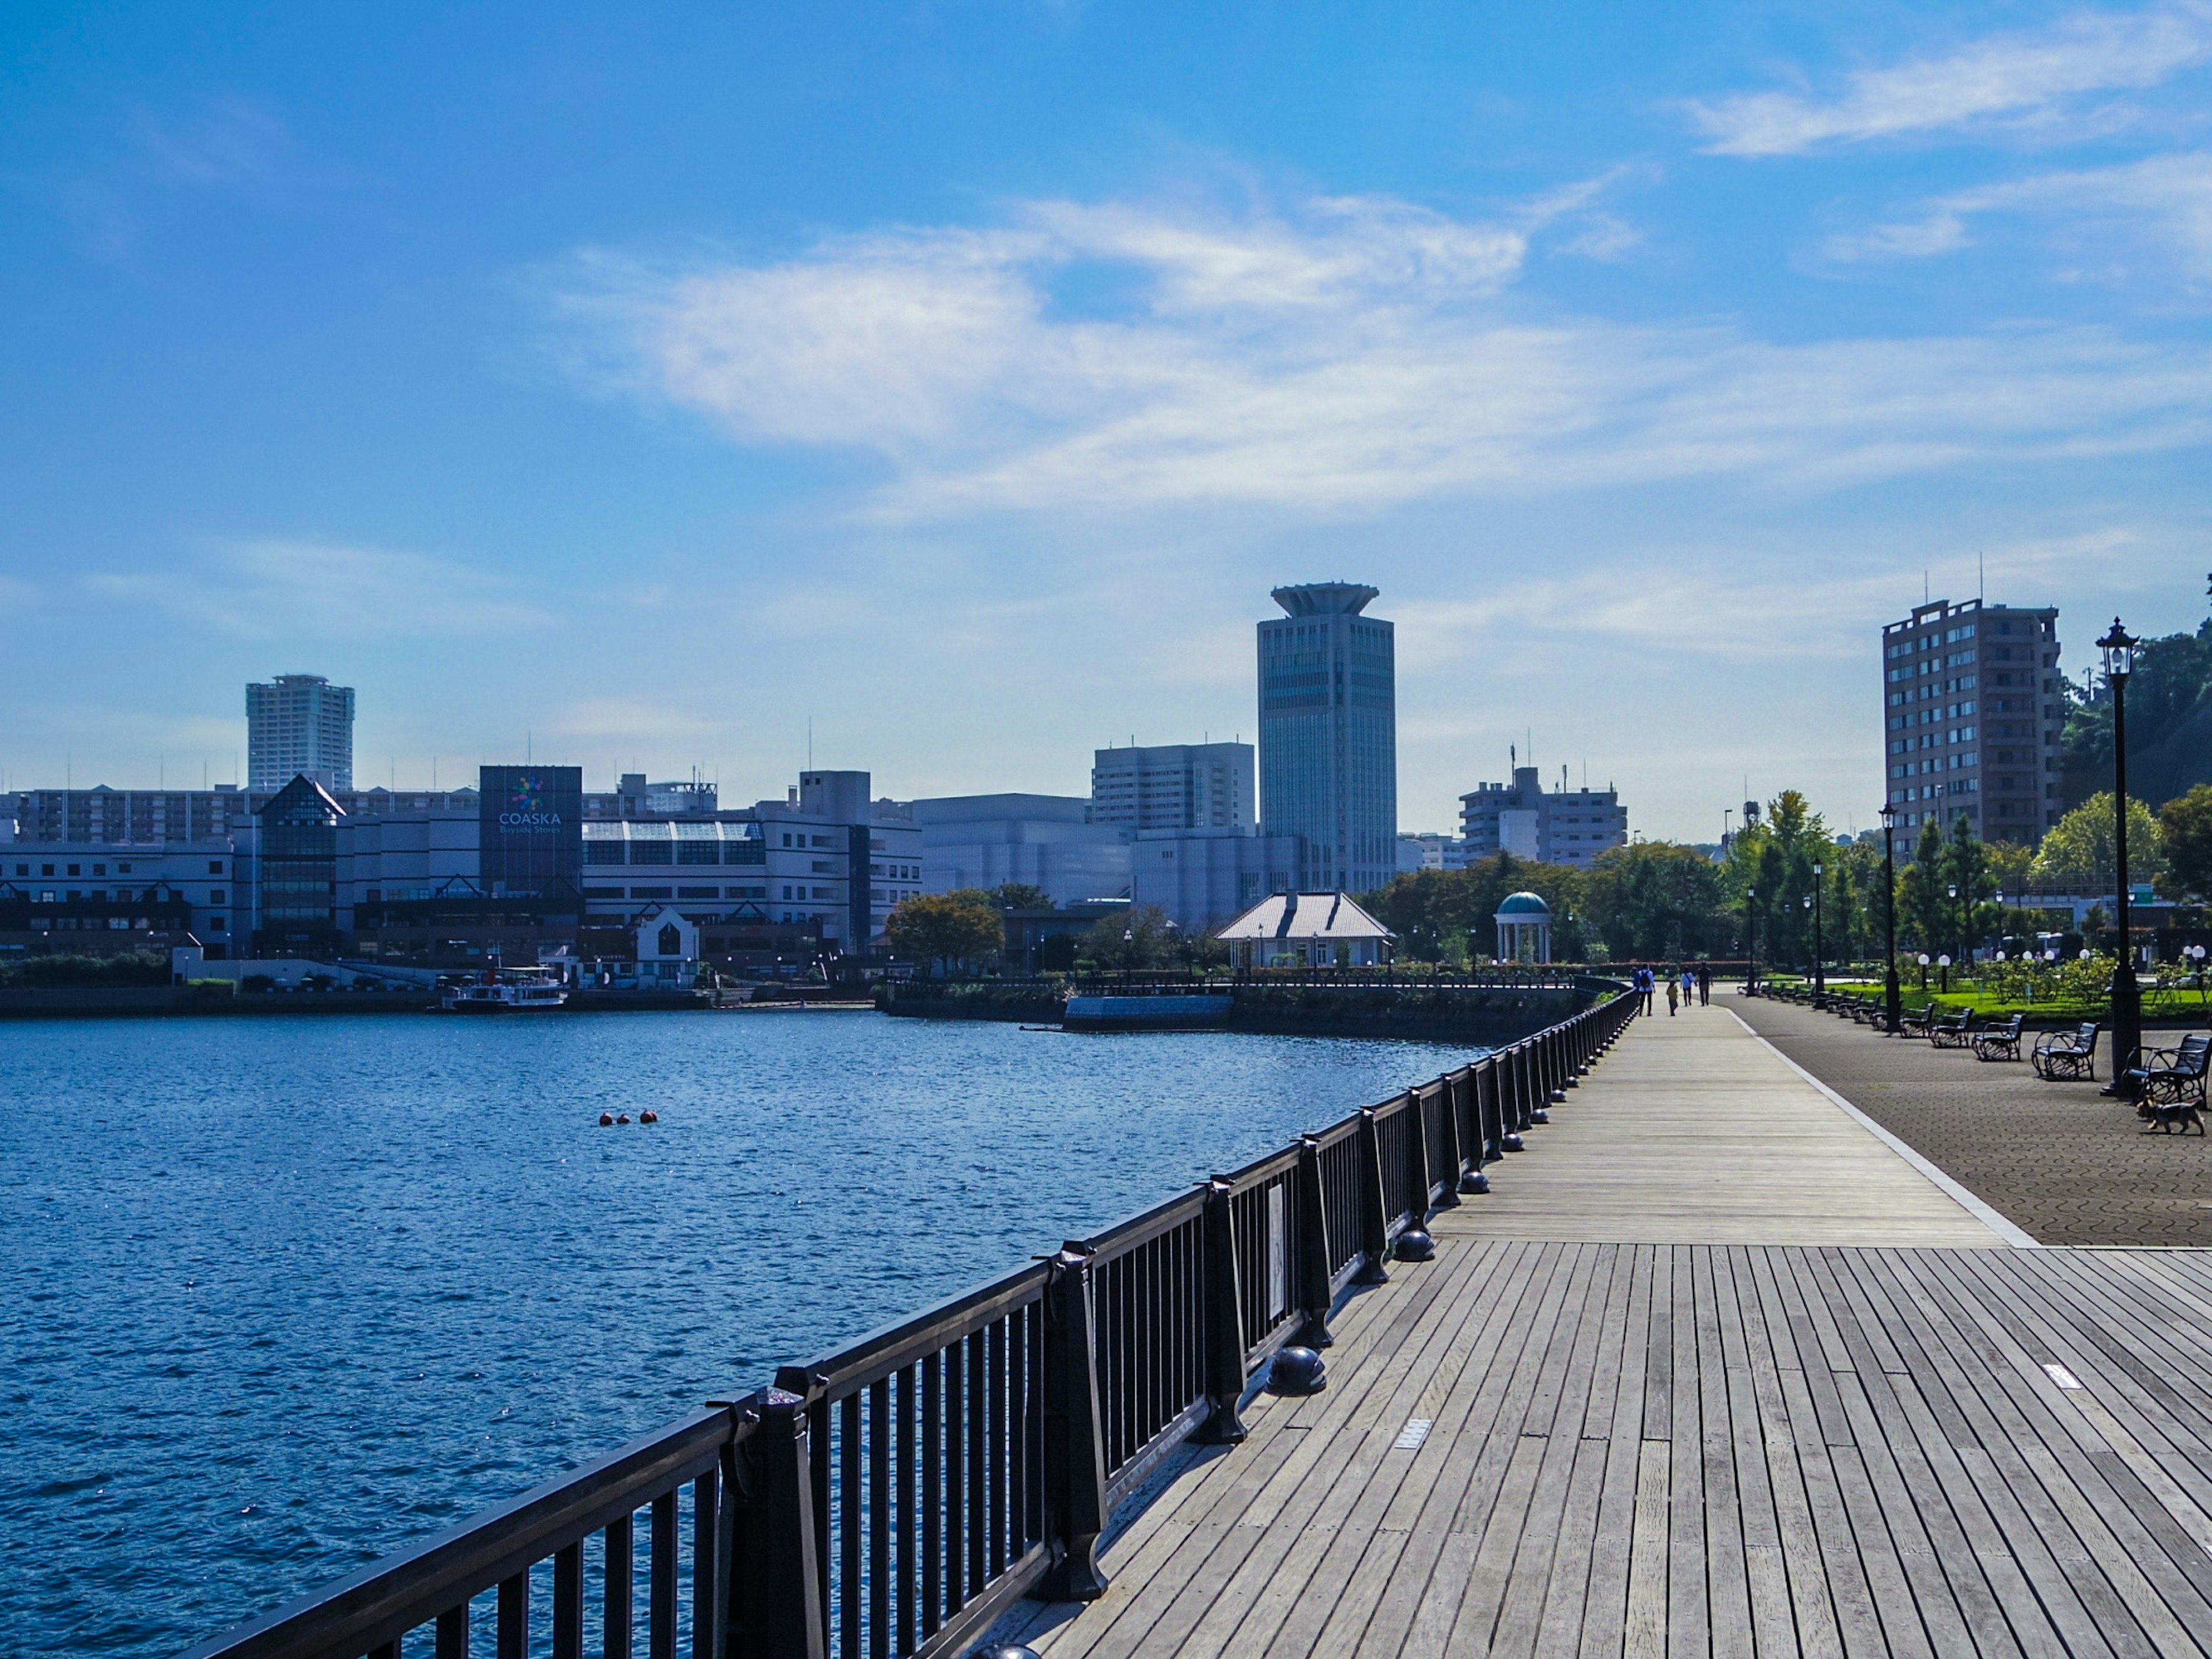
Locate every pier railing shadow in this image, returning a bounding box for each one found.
[176,984,1639,1659]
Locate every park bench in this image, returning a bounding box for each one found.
[2032,1022,2102,1082]
[1929,1008,1977,1050]
[1972,1013,2025,1062]
[2131,1035,2210,1135]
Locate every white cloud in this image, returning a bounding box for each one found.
[1685,3,2212,156]
[1830,150,2212,277]
[556,190,2212,521]
[89,540,553,639]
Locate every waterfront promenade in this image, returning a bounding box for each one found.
[996,1007,2212,1658]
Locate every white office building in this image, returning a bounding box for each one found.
[1459,767,1628,869]
[248,674,356,792]
[1091,743,1255,832]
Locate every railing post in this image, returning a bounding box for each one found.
[1294,1137,1335,1347]
[1433,1081,1463,1208]
[1403,1089,1434,1212]
[1040,1244,1110,1601]
[726,1390,825,1659]
[1198,1180,1249,1444]
[1355,1109,1391,1285]
[1458,1070,1491,1193]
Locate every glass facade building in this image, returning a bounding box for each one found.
[1257,582,1397,895]
[478,766,584,899]
[253,774,344,950]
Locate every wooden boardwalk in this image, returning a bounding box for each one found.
[1442,1005,2017,1248]
[995,1013,2212,1657]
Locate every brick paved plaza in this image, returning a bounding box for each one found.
[1734,995,2212,1247]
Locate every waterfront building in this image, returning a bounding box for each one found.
[1216,890,1395,968]
[1257,582,1397,895]
[253,775,346,954]
[1881,597,2064,840]
[1090,743,1255,831]
[0,839,238,955]
[908,794,1132,908]
[3,784,476,846]
[1458,766,1627,868]
[247,673,355,792]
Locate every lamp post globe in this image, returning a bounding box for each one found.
[2097,618,2142,1094]
[1880,801,1902,1033]
[1810,861,1825,1001]
[1745,887,1758,991]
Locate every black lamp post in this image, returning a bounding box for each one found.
[1881,801,1902,1033]
[1810,859,1825,1000]
[1945,883,1959,991]
[2100,618,2142,1094]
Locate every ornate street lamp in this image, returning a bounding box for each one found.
[2100,618,2142,1094]
[1880,801,1902,1033]
[1946,882,1960,987]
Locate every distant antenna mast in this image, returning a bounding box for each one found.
[1977,549,1984,603]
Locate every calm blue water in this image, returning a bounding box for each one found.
[0,1010,1479,1658]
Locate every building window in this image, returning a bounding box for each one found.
[211,889,225,904]
[209,861,224,874]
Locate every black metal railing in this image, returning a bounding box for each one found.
[177,983,1638,1659]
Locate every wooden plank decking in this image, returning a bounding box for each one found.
[994,1012,2212,1657]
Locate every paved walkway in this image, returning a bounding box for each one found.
[988,1010,2212,1659]
[1439,998,2014,1248]
[1736,995,2212,1247]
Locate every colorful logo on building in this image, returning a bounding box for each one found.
[499,774,563,832]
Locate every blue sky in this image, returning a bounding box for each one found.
[2,1,2207,840]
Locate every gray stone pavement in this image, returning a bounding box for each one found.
[1732,995,2212,1246]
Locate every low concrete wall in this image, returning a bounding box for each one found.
[1065,994,1234,1032]
[1225,983,1587,1044]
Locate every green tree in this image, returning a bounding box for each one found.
[2158,784,2212,900]
[1579,842,1728,960]
[885,891,1003,974]
[1939,811,2001,960]
[1083,904,1179,969]
[2030,793,2168,889]
[988,883,1054,911]
[1363,855,1584,963]
[1898,819,1946,955]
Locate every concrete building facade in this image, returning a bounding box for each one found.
[247,674,355,792]
[1090,743,1255,832]
[1257,582,1397,895]
[1881,597,2065,840]
[1127,827,1303,934]
[909,794,1132,908]
[1459,767,1628,868]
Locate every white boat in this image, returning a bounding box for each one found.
[440,963,569,1012]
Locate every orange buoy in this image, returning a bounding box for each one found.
[639,1109,659,1124]
[598,1112,615,1127]
[616,1112,631,1124]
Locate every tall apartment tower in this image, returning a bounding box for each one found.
[1881,598,2063,842]
[247,673,355,792]
[1090,742,1255,831]
[1257,582,1397,893]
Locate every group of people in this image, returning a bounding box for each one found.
[1633,963,1711,1016]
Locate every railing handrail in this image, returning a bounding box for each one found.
[176,981,1639,1659]
[172,1406,741,1659]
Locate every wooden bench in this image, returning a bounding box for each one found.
[1972,1013,2025,1062]
[2032,1021,2101,1081]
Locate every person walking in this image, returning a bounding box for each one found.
[1681,968,1696,1009]
[1698,963,1712,1005]
[1635,967,1653,1014]
[1666,975,1680,1016]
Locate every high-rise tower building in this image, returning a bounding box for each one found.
[1881,598,2063,842]
[1257,582,1397,893]
[247,673,355,792]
